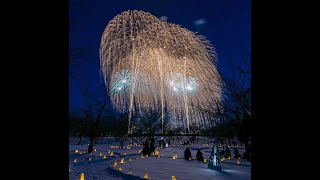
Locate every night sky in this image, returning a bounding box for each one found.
[69,0,251,117]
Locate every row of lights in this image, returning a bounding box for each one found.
[113,158,177,180]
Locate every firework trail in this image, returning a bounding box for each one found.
[100,10,222,133]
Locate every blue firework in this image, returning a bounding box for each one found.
[165,72,198,95]
[111,69,133,94]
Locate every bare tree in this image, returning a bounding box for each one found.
[111,112,129,148]
[195,56,251,160]
[69,116,86,145]
[79,86,114,152]
[81,98,107,153]
[136,110,161,140]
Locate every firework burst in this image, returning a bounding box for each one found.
[100,10,222,133]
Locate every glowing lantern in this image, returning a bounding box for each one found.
[80,173,84,180]
[128,168,132,174]
[74,158,77,163]
[89,157,92,162]
[141,155,144,159]
[120,158,125,164]
[172,176,176,180]
[204,159,207,163]
[173,155,177,159]
[100,152,103,156]
[108,150,111,153]
[143,171,149,179]
[103,155,107,159]
[79,151,82,155]
[221,157,225,162]
[112,161,117,167]
[116,146,119,148]
[69,165,71,173]
[118,165,123,171]
[110,152,114,156]
[237,159,240,165]
[129,158,132,162]
[94,149,97,152]
[155,149,159,155]
[75,149,78,153]
[228,156,231,160]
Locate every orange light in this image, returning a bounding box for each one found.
[80,173,84,180]
[120,158,125,164]
[143,171,149,179]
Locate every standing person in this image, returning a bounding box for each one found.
[142,140,150,156]
[196,149,204,161]
[225,146,231,158]
[184,147,192,160]
[233,148,241,159]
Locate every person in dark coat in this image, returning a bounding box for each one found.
[233,148,241,159]
[224,146,231,158]
[142,140,150,156]
[219,149,225,156]
[196,149,204,161]
[184,147,192,160]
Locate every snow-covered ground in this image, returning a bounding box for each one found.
[69,137,251,180]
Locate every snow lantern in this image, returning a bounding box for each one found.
[143,171,149,179]
[80,173,84,180]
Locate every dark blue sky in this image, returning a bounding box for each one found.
[69,0,251,116]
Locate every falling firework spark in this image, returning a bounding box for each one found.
[100,10,222,133]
